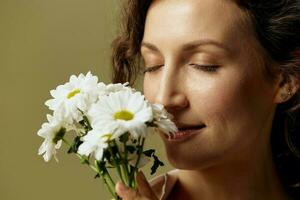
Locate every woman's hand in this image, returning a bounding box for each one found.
[115,171,158,200]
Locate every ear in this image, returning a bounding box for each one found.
[273,73,300,104]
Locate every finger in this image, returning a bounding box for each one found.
[136,171,157,199]
[116,181,140,200]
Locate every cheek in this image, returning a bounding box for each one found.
[188,72,246,117]
[190,69,273,136]
[143,76,158,103]
[182,72,271,165]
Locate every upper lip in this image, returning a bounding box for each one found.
[175,122,206,130]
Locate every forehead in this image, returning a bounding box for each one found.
[143,0,250,53]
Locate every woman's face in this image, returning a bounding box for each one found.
[142,0,280,169]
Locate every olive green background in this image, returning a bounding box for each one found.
[0,1,171,199]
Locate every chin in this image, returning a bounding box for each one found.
[163,140,225,171]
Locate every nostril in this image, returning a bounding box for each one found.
[163,98,189,112]
[155,90,189,112]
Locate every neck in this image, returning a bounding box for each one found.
[176,141,291,200]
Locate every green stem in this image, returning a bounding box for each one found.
[108,142,126,184]
[90,166,117,199]
[113,140,130,187]
[134,137,145,169]
[62,138,118,199]
[130,137,145,189]
[123,145,130,186]
[62,138,71,146]
[98,163,118,199]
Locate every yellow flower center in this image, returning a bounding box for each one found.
[101,133,113,141]
[67,89,81,99]
[114,110,134,121]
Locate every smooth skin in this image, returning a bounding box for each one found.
[116,0,299,199]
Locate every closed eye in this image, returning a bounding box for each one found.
[143,65,164,74]
[189,64,219,72]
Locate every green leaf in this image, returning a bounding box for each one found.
[67,136,83,154]
[136,146,143,156]
[132,139,138,144]
[126,145,136,154]
[145,121,156,127]
[111,144,119,155]
[82,115,92,131]
[52,127,66,144]
[119,132,129,143]
[77,109,92,132]
[96,160,107,175]
[110,144,121,164]
[143,149,155,157]
[78,119,85,127]
[80,155,89,165]
[94,173,100,179]
[150,154,164,175]
[103,150,114,166]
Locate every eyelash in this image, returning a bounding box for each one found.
[143,65,163,74]
[189,64,219,72]
[143,64,219,73]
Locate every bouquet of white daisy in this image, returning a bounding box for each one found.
[37,71,177,200]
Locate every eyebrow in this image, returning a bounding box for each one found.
[141,39,231,53]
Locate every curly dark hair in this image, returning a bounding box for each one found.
[111,0,300,198]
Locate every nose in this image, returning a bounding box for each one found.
[154,66,189,113]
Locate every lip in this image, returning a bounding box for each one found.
[164,124,206,143]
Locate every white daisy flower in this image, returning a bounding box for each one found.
[105,82,130,93]
[37,114,69,162]
[88,90,153,139]
[151,104,178,135]
[96,82,131,98]
[77,129,109,160]
[45,71,102,122]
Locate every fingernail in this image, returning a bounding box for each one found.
[117,181,127,193]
